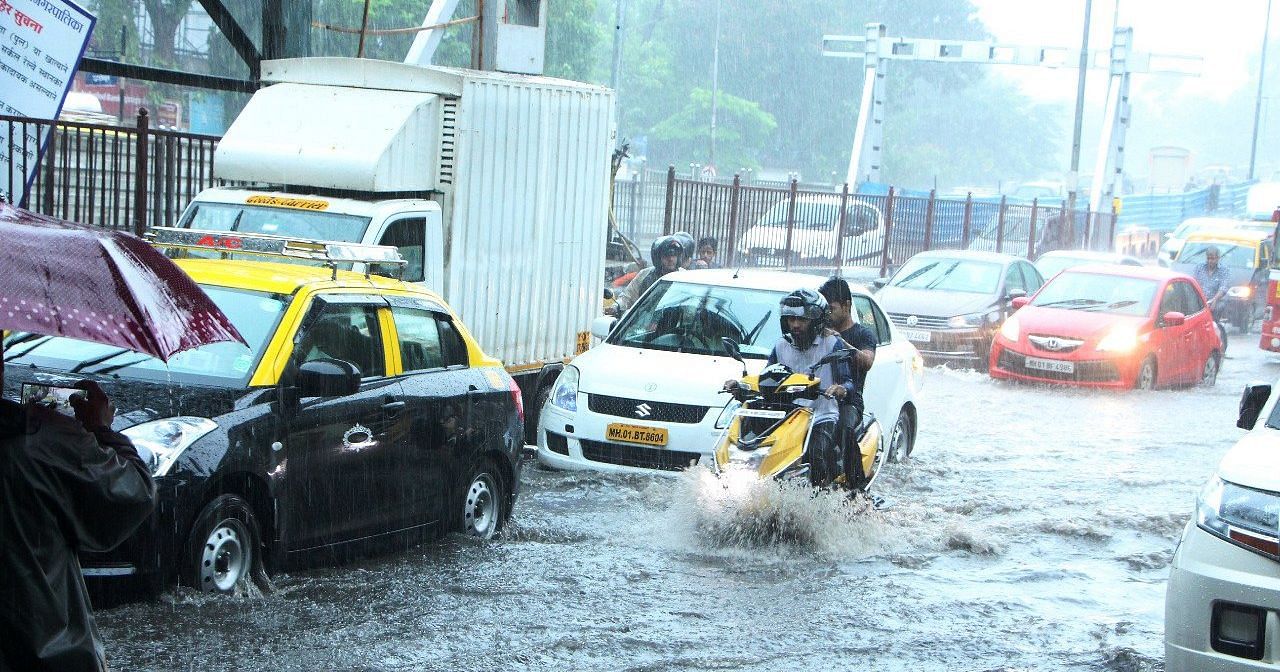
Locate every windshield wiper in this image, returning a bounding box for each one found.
[4,335,54,362]
[1037,298,1104,308]
[91,356,153,376]
[1106,300,1139,309]
[69,347,134,373]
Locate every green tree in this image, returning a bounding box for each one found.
[140,0,193,64]
[650,87,776,171]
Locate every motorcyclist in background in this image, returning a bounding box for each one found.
[616,235,687,313]
[725,288,854,487]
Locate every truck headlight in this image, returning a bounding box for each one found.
[1096,326,1141,352]
[1197,476,1280,559]
[715,399,741,429]
[122,417,218,477]
[1228,285,1253,299]
[550,366,580,412]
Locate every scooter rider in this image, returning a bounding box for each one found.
[725,288,854,487]
[819,277,877,485]
[617,235,686,312]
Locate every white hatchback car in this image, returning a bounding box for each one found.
[1166,380,1280,670]
[536,269,922,473]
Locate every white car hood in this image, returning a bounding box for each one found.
[573,343,764,407]
[739,225,835,255]
[1219,429,1280,493]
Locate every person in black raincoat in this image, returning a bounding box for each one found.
[0,371,155,672]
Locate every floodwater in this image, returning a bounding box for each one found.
[96,342,1279,671]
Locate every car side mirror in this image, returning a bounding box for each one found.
[603,288,615,300]
[297,358,360,397]
[1006,288,1028,301]
[1238,383,1272,430]
[591,316,617,340]
[1162,311,1186,327]
[1011,296,1031,310]
[871,277,888,290]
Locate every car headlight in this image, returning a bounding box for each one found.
[715,399,742,429]
[122,417,218,477]
[1228,285,1253,299]
[947,311,997,329]
[550,366,580,412]
[1197,476,1280,559]
[1095,326,1141,352]
[1000,316,1020,341]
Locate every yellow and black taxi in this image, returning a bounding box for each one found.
[1,229,525,594]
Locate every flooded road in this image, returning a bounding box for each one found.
[97,344,1280,671]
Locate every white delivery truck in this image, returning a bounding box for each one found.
[175,57,616,437]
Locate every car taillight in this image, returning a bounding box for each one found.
[508,378,524,423]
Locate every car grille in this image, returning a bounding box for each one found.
[888,312,951,330]
[997,350,1119,383]
[579,439,701,471]
[544,431,569,455]
[587,394,710,424]
[1027,334,1084,354]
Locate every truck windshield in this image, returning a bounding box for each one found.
[180,202,371,243]
[609,280,784,358]
[3,285,286,387]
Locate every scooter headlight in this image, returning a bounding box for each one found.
[715,399,742,429]
[550,366,580,412]
[1197,476,1280,559]
[1228,285,1254,299]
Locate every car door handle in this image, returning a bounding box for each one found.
[383,400,406,412]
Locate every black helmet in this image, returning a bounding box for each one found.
[651,235,685,269]
[778,287,829,350]
[672,231,696,267]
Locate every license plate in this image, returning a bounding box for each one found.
[1025,356,1074,374]
[736,408,787,419]
[901,328,931,343]
[606,423,668,446]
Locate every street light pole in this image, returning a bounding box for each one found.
[610,0,625,91]
[709,0,721,169]
[1250,0,1273,180]
[1068,0,1094,211]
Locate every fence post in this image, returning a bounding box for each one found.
[133,108,150,236]
[783,178,799,271]
[628,176,639,240]
[41,120,56,214]
[879,187,895,278]
[996,195,1006,254]
[1027,197,1039,260]
[726,174,741,267]
[923,189,936,251]
[961,192,973,248]
[662,165,675,236]
[836,182,850,276]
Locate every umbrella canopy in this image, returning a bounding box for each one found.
[0,203,246,362]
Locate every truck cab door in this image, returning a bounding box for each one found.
[373,212,445,289]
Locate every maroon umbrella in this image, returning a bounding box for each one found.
[0,203,246,361]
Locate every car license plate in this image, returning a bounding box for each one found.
[901,328,931,343]
[1025,356,1074,374]
[606,423,668,446]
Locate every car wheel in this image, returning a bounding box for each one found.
[1200,352,1220,387]
[187,494,267,594]
[888,408,915,463]
[525,384,553,445]
[1135,357,1157,391]
[460,461,505,540]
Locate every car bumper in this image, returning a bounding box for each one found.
[536,402,720,474]
[80,478,185,584]
[988,342,1132,388]
[903,328,991,364]
[1166,522,1280,671]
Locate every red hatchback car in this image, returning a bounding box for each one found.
[989,265,1223,389]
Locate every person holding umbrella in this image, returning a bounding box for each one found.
[0,203,244,671]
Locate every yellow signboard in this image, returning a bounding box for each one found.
[245,195,330,211]
[576,330,591,354]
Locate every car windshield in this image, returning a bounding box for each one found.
[889,257,1002,294]
[1030,271,1157,316]
[3,285,286,387]
[1177,242,1255,269]
[608,280,784,358]
[760,201,844,231]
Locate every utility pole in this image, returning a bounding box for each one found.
[709,0,722,169]
[1250,0,1274,180]
[610,0,626,90]
[1067,0,1093,212]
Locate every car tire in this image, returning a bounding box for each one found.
[888,408,915,463]
[525,384,553,445]
[1135,357,1157,391]
[459,460,506,540]
[1200,352,1220,387]
[186,494,269,595]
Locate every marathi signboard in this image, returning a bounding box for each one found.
[0,0,95,206]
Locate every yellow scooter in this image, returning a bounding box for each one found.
[713,337,885,491]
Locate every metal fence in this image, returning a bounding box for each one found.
[3,111,221,234]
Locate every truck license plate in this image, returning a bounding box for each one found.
[1025,356,1074,374]
[901,328,931,343]
[606,423,668,447]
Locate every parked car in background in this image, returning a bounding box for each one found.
[875,250,1043,370]
[989,265,1222,389]
[738,195,884,267]
[1172,229,1272,332]
[1158,217,1241,267]
[537,269,923,473]
[1034,250,1144,280]
[1165,380,1280,670]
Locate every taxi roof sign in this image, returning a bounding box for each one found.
[148,227,406,279]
